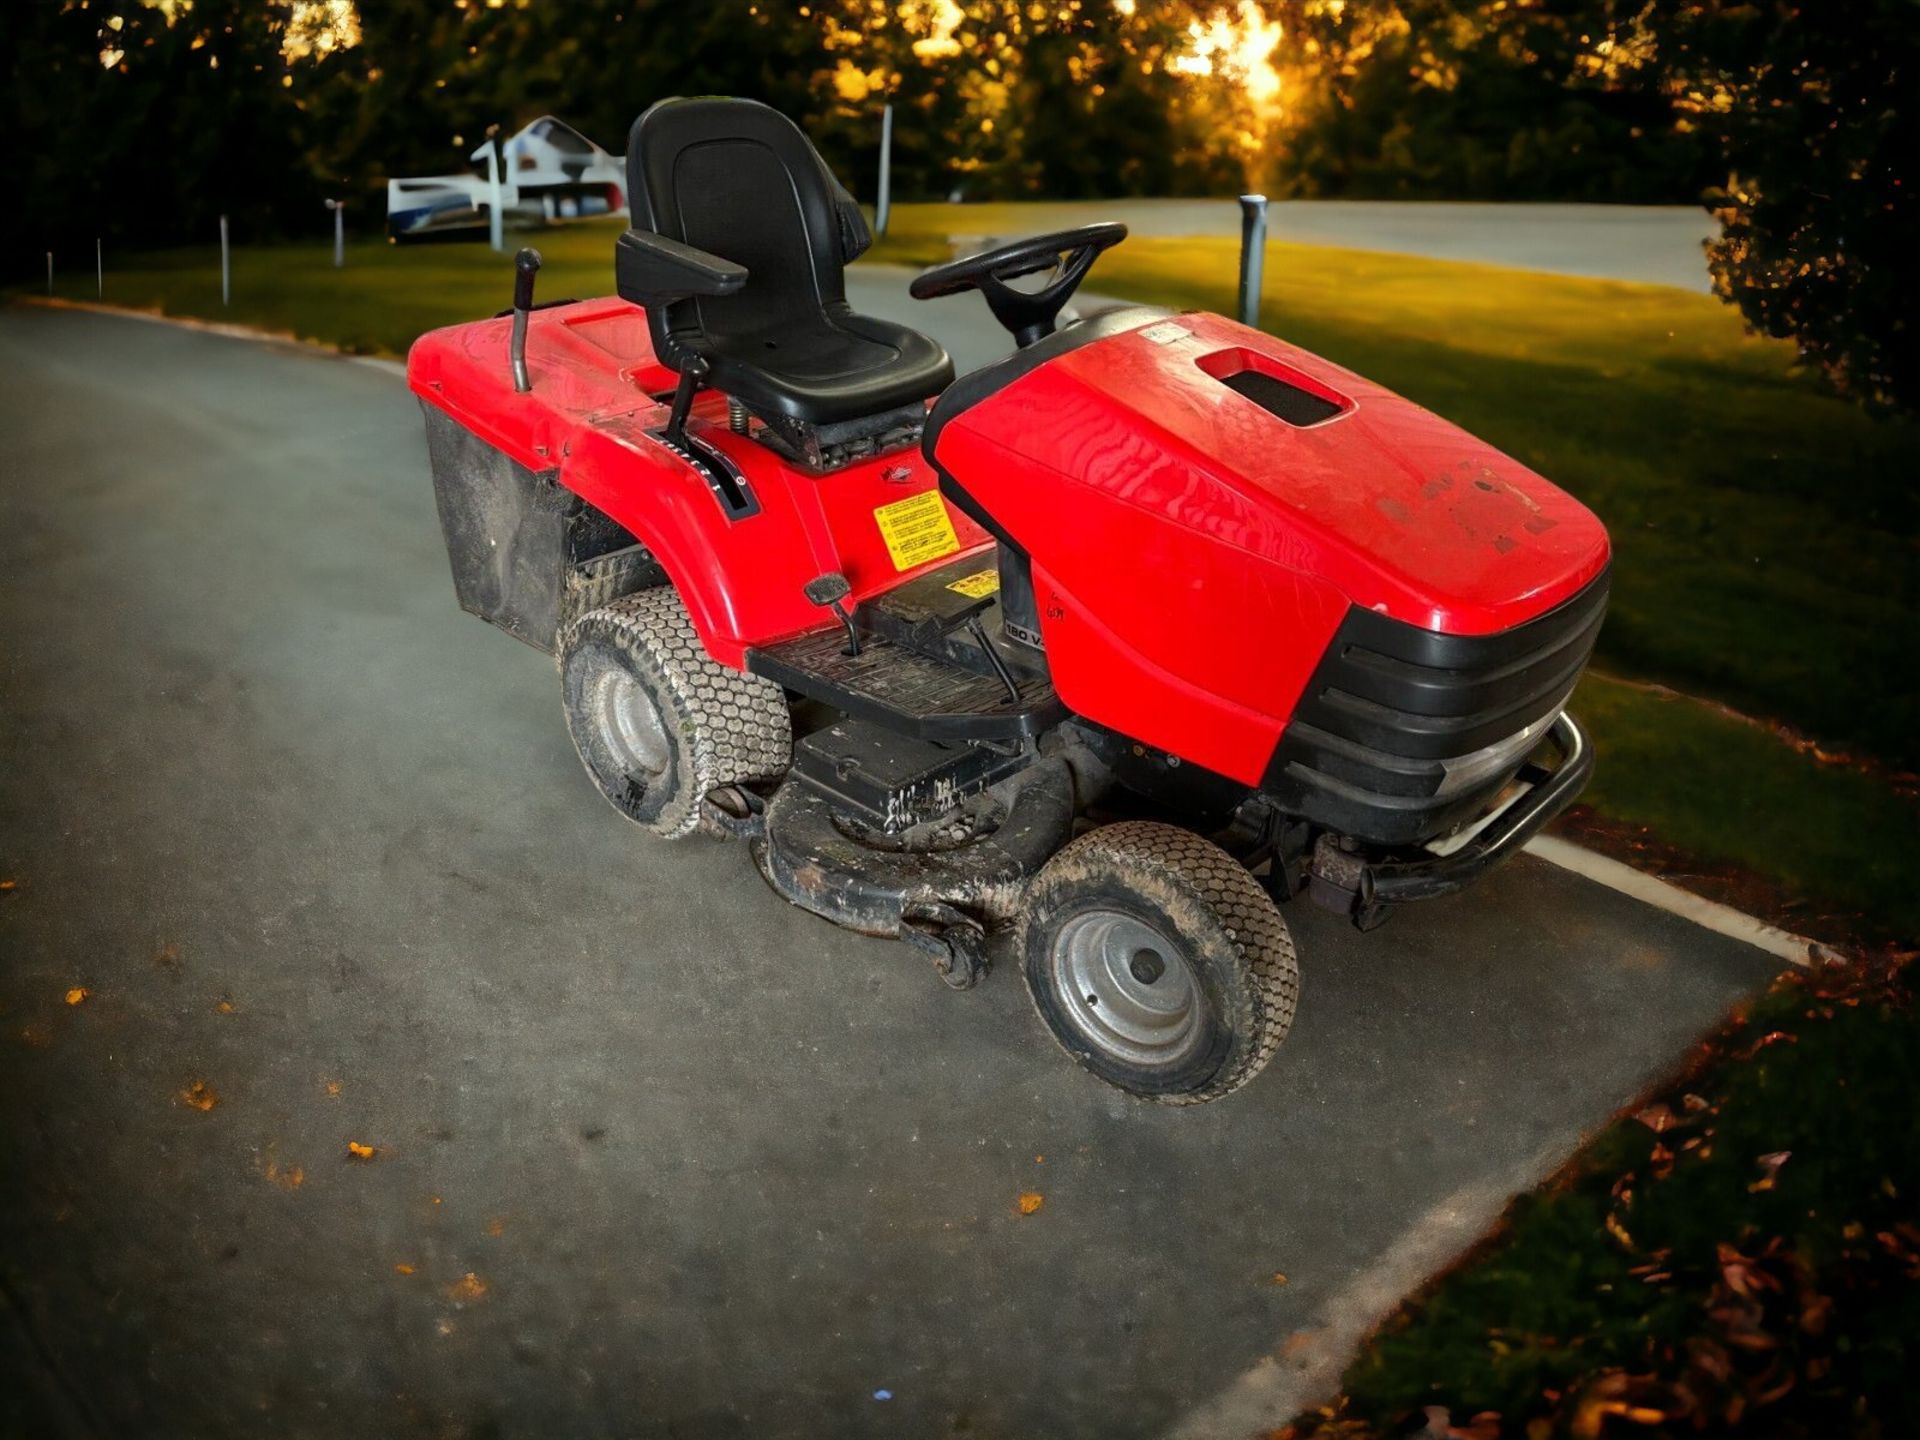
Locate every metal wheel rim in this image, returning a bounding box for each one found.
[590,665,668,779]
[1048,909,1203,1069]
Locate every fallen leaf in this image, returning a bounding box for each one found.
[486,1216,507,1237]
[447,1272,489,1304]
[154,943,183,976]
[64,987,89,1006]
[1604,1211,1635,1251]
[1737,1030,1797,1060]
[213,998,236,1015]
[1270,1272,1289,1286]
[0,879,17,892]
[346,1141,377,1161]
[1016,1192,1044,1216]
[262,1160,304,1190]
[394,1262,416,1276]
[324,1080,342,1097]
[179,1080,220,1112]
[1633,1103,1677,1133]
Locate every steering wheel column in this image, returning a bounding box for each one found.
[910,222,1129,348]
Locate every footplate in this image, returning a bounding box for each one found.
[791,720,1032,832]
[747,629,1066,741]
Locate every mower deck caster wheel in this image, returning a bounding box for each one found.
[560,589,792,840]
[1020,821,1300,1105]
[902,905,990,990]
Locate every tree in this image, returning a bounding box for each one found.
[1664,0,1918,414]
[1280,0,1717,202]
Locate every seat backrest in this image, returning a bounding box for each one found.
[626,97,870,368]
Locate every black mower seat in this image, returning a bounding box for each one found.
[618,97,953,428]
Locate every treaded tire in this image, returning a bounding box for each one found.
[560,589,792,839]
[1019,821,1299,1105]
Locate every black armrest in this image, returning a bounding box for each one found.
[615,228,748,306]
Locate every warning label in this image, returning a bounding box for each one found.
[946,568,1000,599]
[873,490,961,572]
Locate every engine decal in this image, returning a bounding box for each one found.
[945,568,1001,599]
[873,491,960,572]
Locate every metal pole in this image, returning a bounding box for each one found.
[96,238,103,298]
[220,215,231,306]
[46,252,53,297]
[876,103,894,237]
[328,199,345,268]
[1236,194,1268,328]
[487,136,505,253]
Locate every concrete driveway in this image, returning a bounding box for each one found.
[0,304,1776,1440]
[921,198,1719,292]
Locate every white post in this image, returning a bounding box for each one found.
[487,137,505,253]
[876,103,894,237]
[97,238,103,298]
[220,215,231,306]
[327,199,344,268]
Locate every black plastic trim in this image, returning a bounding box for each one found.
[1262,568,1610,844]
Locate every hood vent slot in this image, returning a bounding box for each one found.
[1219,369,1345,427]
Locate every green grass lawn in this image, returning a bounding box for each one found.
[1288,955,1920,1437]
[21,208,1919,935]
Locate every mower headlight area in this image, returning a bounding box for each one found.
[1431,706,1565,800]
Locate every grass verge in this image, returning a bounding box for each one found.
[1282,954,1920,1438]
[16,208,1918,937]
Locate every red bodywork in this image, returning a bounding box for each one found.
[409,300,1609,787]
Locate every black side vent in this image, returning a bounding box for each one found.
[1220,370,1345,427]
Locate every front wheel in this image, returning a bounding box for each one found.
[1020,822,1299,1105]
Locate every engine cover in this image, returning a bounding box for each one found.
[925,307,1611,791]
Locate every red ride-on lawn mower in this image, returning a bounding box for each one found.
[409,97,1611,1105]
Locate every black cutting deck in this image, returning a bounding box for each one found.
[747,628,1066,741]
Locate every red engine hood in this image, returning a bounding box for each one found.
[957,310,1610,635]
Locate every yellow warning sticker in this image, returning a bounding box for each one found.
[873,490,961,572]
[946,568,1001,599]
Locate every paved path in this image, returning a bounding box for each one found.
[925,198,1719,292]
[0,307,1775,1440]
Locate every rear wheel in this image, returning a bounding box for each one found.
[1020,821,1299,1104]
[560,589,792,839]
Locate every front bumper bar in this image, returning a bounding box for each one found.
[1308,712,1592,927]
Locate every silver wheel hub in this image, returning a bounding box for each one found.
[1048,909,1202,1069]
[591,667,668,779]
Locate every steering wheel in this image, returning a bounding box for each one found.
[909,222,1128,348]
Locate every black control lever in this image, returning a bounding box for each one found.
[509,247,541,393]
[804,573,861,656]
[965,614,1021,703]
[663,354,711,452]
